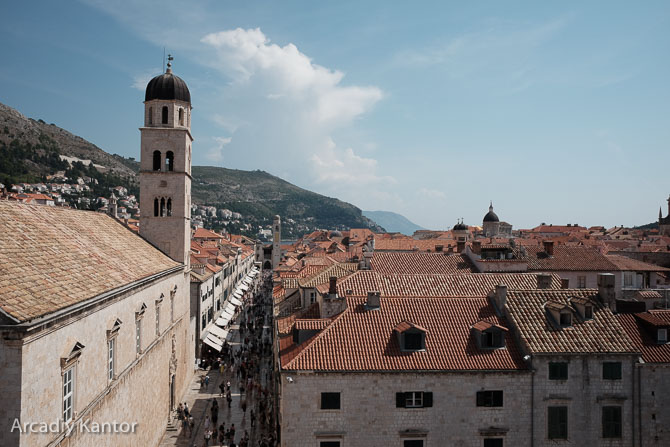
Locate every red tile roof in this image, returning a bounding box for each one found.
[281,296,526,372]
[505,289,637,354]
[522,245,615,271]
[371,252,475,275]
[336,271,563,298]
[606,254,670,272]
[618,311,670,363]
[0,201,180,322]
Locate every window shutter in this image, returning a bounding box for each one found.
[493,391,503,407]
[396,392,406,408]
[423,392,433,407]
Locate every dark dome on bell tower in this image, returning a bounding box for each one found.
[145,59,191,103]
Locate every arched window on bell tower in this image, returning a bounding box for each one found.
[153,151,161,171]
[148,107,153,125]
[154,198,159,217]
[160,198,166,217]
[179,108,184,126]
[162,106,168,125]
[166,151,174,172]
[167,198,172,216]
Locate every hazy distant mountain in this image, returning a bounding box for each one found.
[363,210,425,235]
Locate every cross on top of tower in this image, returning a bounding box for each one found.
[166,54,174,73]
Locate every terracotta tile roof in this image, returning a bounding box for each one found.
[295,319,332,330]
[282,278,299,290]
[521,245,616,271]
[636,290,663,300]
[606,254,670,272]
[281,296,526,372]
[505,289,637,354]
[472,320,508,332]
[374,238,455,252]
[394,320,428,333]
[298,263,358,288]
[0,202,180,323]
[617,311,670,363]
[371,252,476,275]
[193,228,224,239]
[336,271,563,298]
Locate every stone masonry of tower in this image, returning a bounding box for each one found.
[139,79,193,268]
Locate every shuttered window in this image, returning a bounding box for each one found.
[476,390,503,407]
[396,392,433,408]
[602,406,622,438]
[548,406,568,439]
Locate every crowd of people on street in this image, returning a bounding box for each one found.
[175,270,277,447]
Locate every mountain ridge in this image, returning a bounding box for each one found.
[0,101,383,236]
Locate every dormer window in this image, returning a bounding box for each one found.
[472,320,508,349]
[395,321,427,352]
[559,311,572,327]
[568,297,594,321]
[584,305,593,320]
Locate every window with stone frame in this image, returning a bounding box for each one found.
[548,406,568,439]
[319,442,340,447]
[61,341,84,423]
[483,439,503,447]
[602,406,622,438]
[403,440,424,447]
[476,390,503,407]
[549,362,568,380]
[63,366,75,423]
[396,391,433,408]
[320,392,341,410]
[578,276,587,288]
[135,304,145,356]
[602,362,622,380]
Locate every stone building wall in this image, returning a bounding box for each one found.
[3,269,193,447]
[636,363,670,446]
[279,371,532,447]
[532,354,635,446]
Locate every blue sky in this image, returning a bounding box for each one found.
[1,1,669,230]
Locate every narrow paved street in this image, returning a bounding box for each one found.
[160,272,276,447]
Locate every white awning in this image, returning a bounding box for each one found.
[233,290,243,299]
[239,284,249,292]
[207,325,229,340]
[215,315,231,327]
[224,303,236,315]
[242,278,252,285]
[230,297,243,307]
[203,335,223,352]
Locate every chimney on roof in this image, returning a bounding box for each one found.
[494,284,508,311]
[537,273,552,290]
[472,240,481,255]
[543,240,555,256]
[362,251,373,270]
[329,276,337,295]
[561,278,569,289]
[597,273,616,310]
[366,291,381,310]
[456,240,465,253]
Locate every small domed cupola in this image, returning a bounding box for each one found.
[483,202,499,223]
[453,219,468,231]
[145,56,191,103]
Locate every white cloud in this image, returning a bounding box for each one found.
[206,137,232,163]
[310,138,395,185]
[131,70,156,91]
[418,188,446,200]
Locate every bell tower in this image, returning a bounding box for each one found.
[139,56,192,267]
